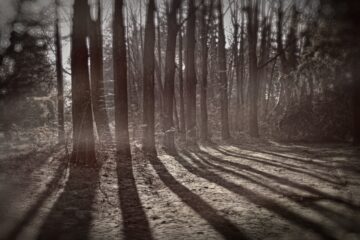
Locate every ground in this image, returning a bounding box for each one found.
[0,140,359,240]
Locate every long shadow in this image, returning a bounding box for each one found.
[36,163,100,240]
[116,153,153,240]
[176,151,340,240]
[214,145,332,174]
[148,155,249,240]
[5,156,68,240]
[219,144,332,168]
[212,146,339,185]
[199,149,356,208]
[190,152,360,233]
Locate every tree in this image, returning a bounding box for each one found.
[163,0,182,151]
[89,0,112,144]
[184,0,197,145]
[217,0,230,140]
[178,7,186,137]
[246,0,260,137]
[319,0,360,145]
[71,0,96,166]
[55,0,64,144]
[199,0,213,141]
[113,0,131,156]
[235,1,245,132]
[142,0,157,154]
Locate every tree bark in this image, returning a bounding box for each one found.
[89,0,112,144]
[236,9,245,132]
[199,2,211,141]
[246,0,260,137]
[217,0,230,140]
[163,0,182,151]
[71,0,96,166]
[55,0,64,144]
[113,0,131,156]
[184,0,197,145]
[178,14,186,137]
[142,0,157,154]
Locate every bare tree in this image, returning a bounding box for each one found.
[71,0,96,165]
[113,0,131,156]
[246,0,260,137]
[55,0,64,144]
[199,0,213,141]
[142,0,157,154]
[178,7,186,137]
[217,0,230,140]
[89,0,112,144]
[163,0,182,151]
[185,0,197,145]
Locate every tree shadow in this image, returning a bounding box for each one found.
[190,151,360,233]
[198,149,355,207]
[148,155,249,240]
[116,153,153,240]
[211,146,340,185]
[5,156,68,240]
[36,163,100,240]
[176,151,341,240]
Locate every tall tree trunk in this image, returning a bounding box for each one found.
[55,0,64,144]
[113,0,131,156]
[178,24,186,136]
[156,11,164,124]
[71,0,96,166]
[199,2,211,141]
[184,0,197,145]
[142,0,157,154]
[236,9,245,132]
[163,0,182,151]
[247,0,260,137]
[217,0,230,140]
[89,0,112,144]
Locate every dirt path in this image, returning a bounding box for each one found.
[0,143,359,240]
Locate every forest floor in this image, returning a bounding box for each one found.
[0,139,360,240]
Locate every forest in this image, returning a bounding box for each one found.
[0,0,359,239]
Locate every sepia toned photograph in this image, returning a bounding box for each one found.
[0,0,359,239]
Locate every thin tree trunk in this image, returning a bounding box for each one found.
[89,0,112,144]
[200,2,211,141]
[142,0,157,154]
[178,11,186,136]
[113,0,131,156]
[55,0,64,144]
[236,9,245,131]
[246,0,260,137]
[217,0,230,140]
[71,0,96,166]
[185,0,197,145]
[163,0,182,151]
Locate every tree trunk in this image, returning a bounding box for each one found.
[217,0,230,140]
[236,9,245,132]
[184,0,197,145]
[246,0,260,137]
[89,0,112,144]
[113,0,131,156]
[200,3,211,141]
[178,19,186,137]
[142,0,157,154]
[163,0,182,152]
[71,0,96,166]
[55,0,64,144]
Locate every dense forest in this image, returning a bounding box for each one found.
[0,0,359,240]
